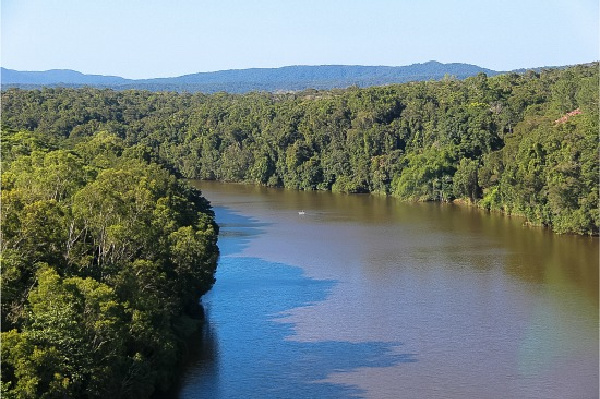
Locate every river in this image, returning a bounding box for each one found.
[174,181,598,399]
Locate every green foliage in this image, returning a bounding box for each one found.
[392,148,455,201]
[2,63,598,235]
[453,158,480,201]
[0,61,597,397]
[478,66,599,234]
[1,133,219,398]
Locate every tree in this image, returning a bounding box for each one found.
[453,158,480,202]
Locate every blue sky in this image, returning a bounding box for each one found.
[2,0,598,79]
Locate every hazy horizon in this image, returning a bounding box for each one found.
[3,59,593,82]
[2,0,598,80]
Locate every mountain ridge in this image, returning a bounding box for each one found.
[0,61,550,93]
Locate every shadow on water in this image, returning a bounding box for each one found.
[214,207,271,257]
[166,206,416,399]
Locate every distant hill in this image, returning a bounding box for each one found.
[2,62,508,93]
[0,68,130,85]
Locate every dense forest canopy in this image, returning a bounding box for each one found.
[2,63,597,235]
[1,131,219,398]
[0,62,598,397]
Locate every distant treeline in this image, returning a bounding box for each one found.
[2,63,598,234]
[1,131,219,397]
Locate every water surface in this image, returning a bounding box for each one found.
[177,181,598,399]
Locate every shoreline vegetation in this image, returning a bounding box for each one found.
[2,62,597,235]
[1,133,219,398]
[0,62,597,396]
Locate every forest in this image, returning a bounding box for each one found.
[2,62,598,235]
[0,62,598,398]
[0,131,219,398]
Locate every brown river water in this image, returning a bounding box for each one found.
[175,181,598,399]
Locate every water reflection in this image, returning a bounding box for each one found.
[214,207,270,256]
[183,181,598,399]
[174,206,415,399]
[195,181,598,304]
